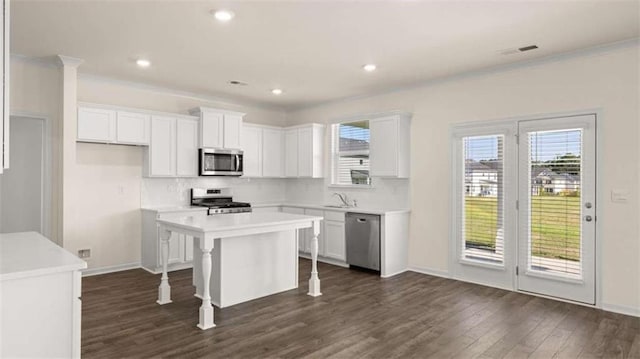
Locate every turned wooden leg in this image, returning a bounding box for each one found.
[197,235,216,330]
[157,228,172,305]
[308,220,322,297]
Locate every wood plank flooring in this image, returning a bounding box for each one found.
[82,259,640,358]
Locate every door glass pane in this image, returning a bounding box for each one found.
[527,129,582,278]
[462,135,504,264]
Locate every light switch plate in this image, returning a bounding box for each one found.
[611,189,629,203]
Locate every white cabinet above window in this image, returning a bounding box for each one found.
[369,114,411,178]
[189,107,244,150]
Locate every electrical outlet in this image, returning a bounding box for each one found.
[78,249,91,259]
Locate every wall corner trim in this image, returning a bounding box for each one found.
[601,302,640,318]
[56,55,84,68]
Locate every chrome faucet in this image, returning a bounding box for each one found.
[333,192,357,207]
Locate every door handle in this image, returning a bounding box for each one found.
[357,218,367,223]
[584,215,593,222]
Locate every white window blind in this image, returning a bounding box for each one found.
[331,121,370,185]
[526,129,582,277]
[462,135,505,264]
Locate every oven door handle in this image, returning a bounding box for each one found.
[235,154,240,171]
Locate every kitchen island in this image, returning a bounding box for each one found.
[156,212,323,330]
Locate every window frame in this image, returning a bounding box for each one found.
[330,120,372,188]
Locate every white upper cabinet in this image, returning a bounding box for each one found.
[1,0,9,173]
[175,118,199,177]
[116,111,150,145]
[241,124,263,177]
[285,124,324,178]
[223,114,243,150]
[147,115,176,177]
[262,128,284,178]
[284,129,298,178]
[190,107,244,150]
[370,114,411,178]
[77,107,117,143]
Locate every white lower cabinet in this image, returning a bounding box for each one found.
[141,208,207,272]
[323,215,346,261]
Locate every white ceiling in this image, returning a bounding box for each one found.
[11,1,640,110]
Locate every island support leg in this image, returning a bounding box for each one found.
[197,235,216,330]
[308,220,322,297]
[157,228,172,305]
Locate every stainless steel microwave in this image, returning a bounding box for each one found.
[199,148,243,176]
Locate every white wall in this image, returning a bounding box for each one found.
[9,57,62,244]
[287,43,640,313]
[66,76,287,269]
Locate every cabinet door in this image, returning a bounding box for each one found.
[157,231,184,265]
[116,111,150,145]
[184,235,194,262]
[284,129,298,177]
[241,125,262,177]
[297,127,313,177]
[176,119,198,177]
[324,220,346,261]
[223,114,243,149]
[201,111,223,148]
[305,209,324,256]
[149,116,176,176]
[370,117,398,177]
[77,107,116,143]
[282,207,306,252]
[262,128,284,177]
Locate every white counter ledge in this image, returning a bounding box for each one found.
[0,232,87,281]
[251,202,411,215]
[155,212,323,330]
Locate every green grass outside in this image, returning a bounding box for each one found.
[465,196,580,261]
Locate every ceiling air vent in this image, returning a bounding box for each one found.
[228,80,248,86]
[518,45,539,52]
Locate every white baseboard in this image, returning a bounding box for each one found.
[408,265,451,279]
[141,262,194,275]
[602,302,640,317]
[298,254,349,268]
[381,269,408,278]
[82,262,141,277]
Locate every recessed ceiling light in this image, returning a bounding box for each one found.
[271,88,283,95]
[213,10,235,22]
[363,64,377,72]
[136,59,151,68]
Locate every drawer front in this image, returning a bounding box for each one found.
[323,210,345,222]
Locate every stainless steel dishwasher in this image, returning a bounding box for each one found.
[345,212,381,271]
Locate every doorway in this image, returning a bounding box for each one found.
[0,116,48,235]
[451,113,597,304]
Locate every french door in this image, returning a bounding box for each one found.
[517,115,596,304]
[452,114,596,304]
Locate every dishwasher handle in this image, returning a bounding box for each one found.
[356,218,367,223]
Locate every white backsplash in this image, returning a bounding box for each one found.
[284,178,410,209]
[141,177,287,207]
[142,177,409,210]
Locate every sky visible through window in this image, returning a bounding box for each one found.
[466,130,581,161]
[340,122,369,143]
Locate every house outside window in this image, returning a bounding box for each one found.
[331,121,371,186]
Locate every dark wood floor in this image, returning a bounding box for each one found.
[82,259,640,358]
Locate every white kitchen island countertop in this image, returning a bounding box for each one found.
[156,211,323,233]
[0,232,87,281]
[252,202,411,215]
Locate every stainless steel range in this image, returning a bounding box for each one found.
[191,188,252,215]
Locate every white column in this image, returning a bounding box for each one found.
[57,55,83,248]
[156,228,172,305]
[307,219,322,297]
[197,234,216,330]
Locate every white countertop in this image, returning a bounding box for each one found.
[141,205,207,213]
[0,232,87,281]
[253,202,411,215]
[157,212,323,234]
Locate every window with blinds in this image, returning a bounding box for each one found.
[526,129,582,277]
[462,135,504,264]
[331,121,371,185]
